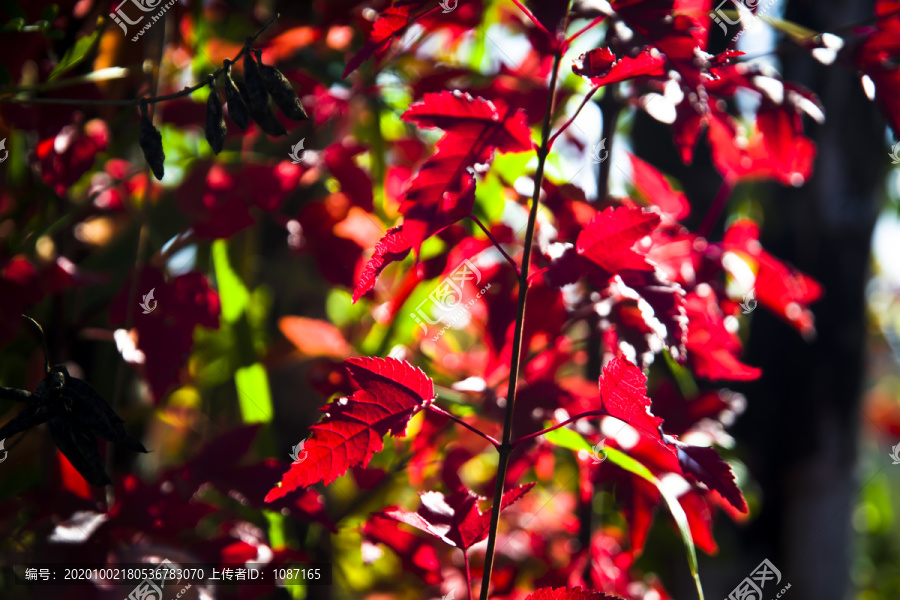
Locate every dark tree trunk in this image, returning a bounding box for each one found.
[739,0,884,598]
[631,1,885,598]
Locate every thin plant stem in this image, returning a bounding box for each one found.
[697,178,734,239]
[427,404,500,448]
[564,15,607,49]
[509,0,553,40]
[470,215,520,274]
[510,410,605,447]
[477,49,564,600]
[464,551,473,598]
[0,14,280,106]
[548,84,601,148]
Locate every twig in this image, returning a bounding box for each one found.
[509,0,554,41]
[510,410,605,447]
[0,14,281,107]
[477,47,564,600]
[696,178,734,239]
[564,15,607,50]
[548,84,601,148]
[470,215,520,274]
[464,552,473,599]
[427,404,500,448]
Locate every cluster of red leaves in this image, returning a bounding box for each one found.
[262,0,876,597]
[3,0,896,598]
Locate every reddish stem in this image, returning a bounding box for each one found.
[470,215,520,274]
[510,409,605,447]
[510,0,554,41]
[548,85,601,148]
[428,404,501,448]
[464,551,473,598]
[564,15,607,49]
[697,178,735,239]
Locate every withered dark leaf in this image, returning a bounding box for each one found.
[223,69,250,130]
[49,417,111,486]
[205,80,227,154]
[242,49,270,113]
[139,112,165,180]
[237,81,287,137]
[0,365,148,487]
[257,53,308,121]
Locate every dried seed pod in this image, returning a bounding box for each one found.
[238,81,287,137]
[242,44,269,113]
[256,50,308,121]
[223,61,250,130]
[138,101,165,180]
[205,76,227,154]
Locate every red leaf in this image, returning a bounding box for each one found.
[36,120,108,196]
[266,357,435,501]
[352,226,412,303]
[377,482,535,549]
[362,516,442,584]
[855,2,900,132]
[627,153,690,220]
[676,444,748,514]
[577,206,661,277]
[598,357,664,440]
[343,5,414,78]
[722,218,823,336]
[524,587,624,600]
[684,287,762,381]
[324,142,374,211]
[574,47,667,87]
[279,316,352,358]
[399,91,532,253]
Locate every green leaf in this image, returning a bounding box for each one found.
[234,362,273,423]
[760,15,818,43]
[603,446,705,600]
[211,239,249,323]
[48,26,101,80]
[544,425,592,452]
[2,17,24,32]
